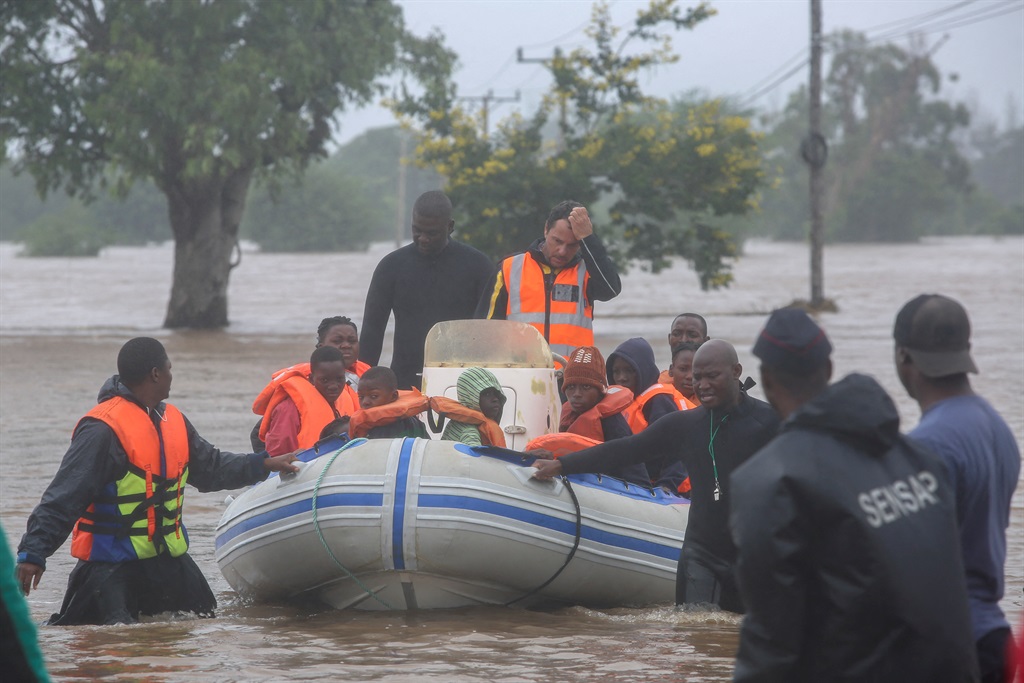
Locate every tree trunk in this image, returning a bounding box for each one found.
[162,167,253,328]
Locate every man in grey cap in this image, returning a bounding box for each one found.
[895,294,1020,683]
[730,308,979,683]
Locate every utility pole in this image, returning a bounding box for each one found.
[396,130,407,248]
[805,0,827,309]
[517,47,567,151]
[456,89,520,138]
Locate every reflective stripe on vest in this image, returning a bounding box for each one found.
[505,252,593,356]
[71,397,190,562]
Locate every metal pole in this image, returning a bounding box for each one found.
[809,0,825,308]
[396,131,407,248]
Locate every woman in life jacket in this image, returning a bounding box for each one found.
[526,345,649,486]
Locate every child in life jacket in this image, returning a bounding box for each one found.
[529,345,650,486]
[607,337,692,492]
[435,367,508,448]
[250,315,368,450]
[668,341,701,408]
[262,346,347,456]
[348,366,429,439]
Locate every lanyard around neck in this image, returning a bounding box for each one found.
[708,410,729,500]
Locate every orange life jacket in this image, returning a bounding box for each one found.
[348,389,430,438]
[71,397,190,562]
[252,360,368,418]
[525,432,602,458]
[258,376,340,449]
[657,369,698,409]
[624,383,692,434]
[428,396,507,448]
[503,251,593,357]
[561,385,633,441]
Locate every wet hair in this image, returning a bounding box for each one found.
[672,313,708,337]
[319,416,350,440]
[317,316,357,345]
[671,341,702,362]
[310,345,344,369]
[412,191,453,221]
[544,200,584,230]
[360,366,398,392]
[117,337,169,386]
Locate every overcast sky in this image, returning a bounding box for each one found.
[335,0,1024,144]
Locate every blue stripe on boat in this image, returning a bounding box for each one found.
[215,492,384,550]
[391,438,416,570]
[418,494,679,561]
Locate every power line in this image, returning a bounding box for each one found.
[859,0,976,35]
[868,0,1020,42]
[740,47,809,102]
[737,0,1022,107]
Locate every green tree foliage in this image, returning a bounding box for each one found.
[395,0,764,289]
[242,162,383,252]
[754,31,973,242]
[1,0,453,327]
[19,204,110,257]
[325,126,444,244]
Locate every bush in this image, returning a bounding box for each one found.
[19,205,111,257]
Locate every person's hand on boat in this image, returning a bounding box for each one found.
[16,562,44,596]
[532,458,563,480]
[264,451,301,474]
[525,448,554,460]
[568,206,593,240]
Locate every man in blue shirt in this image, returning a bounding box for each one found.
[894,293,1020,683]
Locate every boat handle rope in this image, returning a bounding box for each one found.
[504,474,582,607]
[310,437,397,610]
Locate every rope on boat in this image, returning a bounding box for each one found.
[504,474,583,607]
[310,437,396,610]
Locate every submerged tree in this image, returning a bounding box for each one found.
[1,0,453,327]
[756,30,972,243]
[395,0,764,289]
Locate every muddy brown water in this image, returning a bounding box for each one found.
[1,237,1020,682]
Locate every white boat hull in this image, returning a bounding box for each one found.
[216,437,688,610]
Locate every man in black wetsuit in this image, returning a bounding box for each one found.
[533,339,779,612]
[359,191,494,390]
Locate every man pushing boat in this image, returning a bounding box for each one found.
[532,339,779,612]
[16,337,299,625]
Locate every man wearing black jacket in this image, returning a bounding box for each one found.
[533,340,779,612]
[730,309,978,682]
[476,200,621,358]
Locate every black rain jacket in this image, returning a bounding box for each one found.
[730,373,979,683]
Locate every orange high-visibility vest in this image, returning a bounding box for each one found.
[503,252,593,357]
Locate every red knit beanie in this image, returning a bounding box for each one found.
[562,346,607,389]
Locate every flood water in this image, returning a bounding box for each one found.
[1,236,1021,682]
